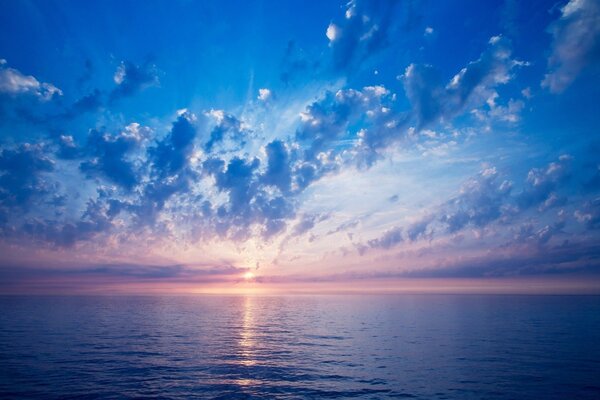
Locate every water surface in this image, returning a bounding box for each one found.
[1,295,599,399]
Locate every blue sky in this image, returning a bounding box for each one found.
[1,0,599,293]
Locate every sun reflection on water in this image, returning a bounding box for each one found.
[238,296,257,368]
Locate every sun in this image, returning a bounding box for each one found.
[243,272,255,281]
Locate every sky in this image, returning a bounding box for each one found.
[0,0,599,294]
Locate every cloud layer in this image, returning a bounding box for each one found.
[0,0,599,292]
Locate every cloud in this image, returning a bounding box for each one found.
[61,60,158,119]
[326,219,360,236]
[402,36,524,128]
[213,156,261,215]
[441,167,513,233]
[292,213,328,237]
[257,88,272,101]
[131,113,200,224]
[358,167,512,253]
[62,89,104,118]
[56,135,81,159]
[406,215,434,241]
[109,60,159,103]
[150,112,198,178]
[203,154,297,240]
[327,0,398,71]
[358,157,577,255]
[517,155,571,210]
[292,38,526,166]
[404,239,600,278]
[513,220,566,246]
[542,0,600,93]
[79,123,148,190]
[326,23,341,42]
[20,197,115,247]
[261,140,292,194]
[367,226,403,250]
[0,60,62,101]
[0,143,55,210]
[575,198,600,229]
[204,110,249,152]
[296,85,392,161]
[0,261,250,290]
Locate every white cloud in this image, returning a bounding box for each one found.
[0,60,62,100]
[326,23,341,43]
[424,26,434,36]
[257,88,272,101]
[114,63,126,84]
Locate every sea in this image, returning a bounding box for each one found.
[0,294,599,399]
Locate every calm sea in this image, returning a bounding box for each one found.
[0,295,599,399]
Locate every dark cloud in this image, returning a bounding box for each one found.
[441,167,512,233]
[19,197,115,248]
[255,195,295,238]
[60,60,158,120]
[292,162,318,191]
[575,198,600,230]
[204,111,249,152]
[0,261,249,290]
[201,148,300,240]
[213,157,260,215]
[367,226,404,250]
[130,113,200,225]
[150,113,198,178]
[517,155,571,210]
[292,213,328,237]
[402,64,444,129]
[63,89,104,117]
[295,90,357,160]
[296,85,393,161]
[404,239,600,278]
[293,84,410,166]
[261,140,292,194]
[406,215,434,241]
[513,220,566,246]
[79,125,147,190]
[0,143,54,209]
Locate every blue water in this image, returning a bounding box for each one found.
[0,295,599,399]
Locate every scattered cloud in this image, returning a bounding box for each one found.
[0,60,62,101]
[327,0,398,71]
[542,0,600,92]
[257,88,272,101]
[109,60,159,103]
[402,35,525,129]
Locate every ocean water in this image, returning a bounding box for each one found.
[0,295,599,399]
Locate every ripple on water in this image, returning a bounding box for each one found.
[0,295,599,399]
